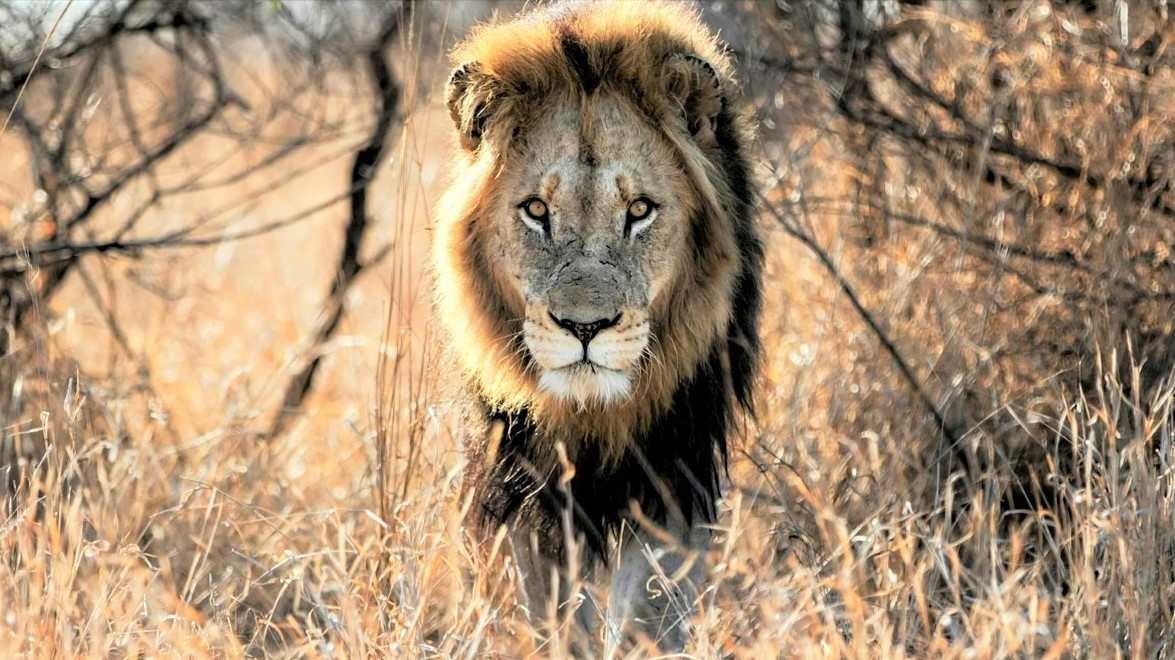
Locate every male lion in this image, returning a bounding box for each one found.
[433,0,762,651]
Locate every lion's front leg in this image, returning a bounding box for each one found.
[506,514,600,653]
[605,518,710,656]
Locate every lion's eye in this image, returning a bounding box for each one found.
[518,197,551,234]
[525,198,548,220]
[625,197,658,237]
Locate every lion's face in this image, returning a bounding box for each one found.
[494,101,689,405]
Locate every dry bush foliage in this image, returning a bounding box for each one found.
[3,0,1175,657]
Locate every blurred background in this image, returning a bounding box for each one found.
[2,0,1174,656]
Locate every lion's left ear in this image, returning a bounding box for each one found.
[664,54,725,147]
[447,62,496,152]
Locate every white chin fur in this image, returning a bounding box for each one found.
[538,366,632,405]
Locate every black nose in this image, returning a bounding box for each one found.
[551,312,622,346]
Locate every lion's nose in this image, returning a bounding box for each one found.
[550,312,622,346]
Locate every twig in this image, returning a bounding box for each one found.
[0,0,75,137]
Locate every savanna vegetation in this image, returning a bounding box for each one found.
[2,0,1174,656]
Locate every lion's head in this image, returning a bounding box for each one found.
[434,0,761,462]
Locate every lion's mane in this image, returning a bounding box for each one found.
[434,0,763,555]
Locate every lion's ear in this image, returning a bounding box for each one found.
[664,54,724,147]
[446,62,495,152]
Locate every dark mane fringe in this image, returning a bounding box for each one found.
[720,108,764,411]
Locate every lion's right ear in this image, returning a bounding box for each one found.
[664,54,725,148]
[446,63,495,152]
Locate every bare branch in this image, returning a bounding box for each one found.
[269,3,413,438]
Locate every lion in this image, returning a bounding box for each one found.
[432,0,762,651]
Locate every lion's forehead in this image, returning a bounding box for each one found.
[511,106,681,230]
[523,97,670,187]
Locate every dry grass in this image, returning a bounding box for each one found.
[3,1,1175,657]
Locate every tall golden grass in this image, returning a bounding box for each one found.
[3,1,1175,657]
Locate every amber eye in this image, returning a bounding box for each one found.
[625,197,658,236]
[524,198,548,220]
[518,197,551,234]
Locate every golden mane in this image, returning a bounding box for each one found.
[447,0,735,138]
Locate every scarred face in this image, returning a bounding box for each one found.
[495,97,692,406]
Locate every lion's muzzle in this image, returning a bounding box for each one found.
[523,258,650,405]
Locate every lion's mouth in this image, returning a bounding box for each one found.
[537,362,632,406]
[572,356,605,369]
